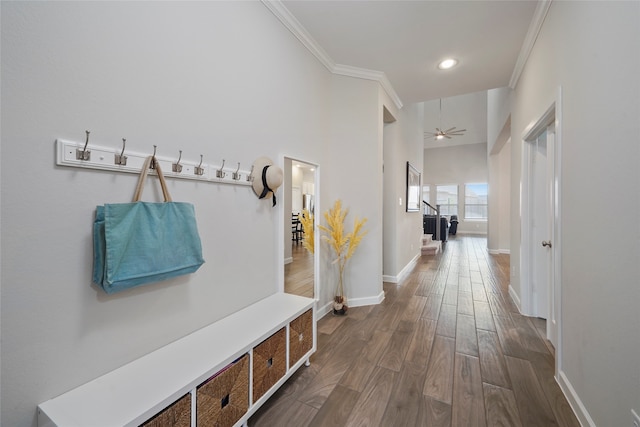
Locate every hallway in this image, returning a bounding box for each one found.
[251,235,579,426]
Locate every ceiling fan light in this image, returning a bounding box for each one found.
[436,134,444,140]
[437,58,458,70]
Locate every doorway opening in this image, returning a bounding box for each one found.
[520,89,563,371]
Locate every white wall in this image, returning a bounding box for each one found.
[497,141,511,252]
[0,2,336,426]
[382,102,424,281]
[508,1,640,425]
[322,75,383,308]
[487,87,511,154]
[423,143,488,235]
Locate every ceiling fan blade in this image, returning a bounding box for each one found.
[444,127,457,133]
[444,134,452,139]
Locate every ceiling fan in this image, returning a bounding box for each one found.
[424,98,466,140]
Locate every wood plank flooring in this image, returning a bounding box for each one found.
[250,235,580,427]
[286,243,314,298]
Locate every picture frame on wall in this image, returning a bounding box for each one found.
[406,162,421,212]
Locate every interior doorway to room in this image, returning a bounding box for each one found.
[283,157,317,299]
[522,100,561,352]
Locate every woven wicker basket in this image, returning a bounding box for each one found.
[140,393,191,427]
[196,354,249,427]
[252,328,286,403]
[289,309,313,366]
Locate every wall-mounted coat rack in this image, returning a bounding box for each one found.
[56,139,254,186]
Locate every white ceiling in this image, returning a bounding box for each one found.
[279,1,540,149]
[282,0,540,104]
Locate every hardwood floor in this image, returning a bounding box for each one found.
[251,235,579,427]
[285,243,314,298]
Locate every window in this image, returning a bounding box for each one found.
[465,183,488,219]
[436,185,458,216]
[422,186,430,210]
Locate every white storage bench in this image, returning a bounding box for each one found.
[37,293,316,427]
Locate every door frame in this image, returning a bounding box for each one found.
[519,87,563,373]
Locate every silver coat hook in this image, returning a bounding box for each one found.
[150,145,158,169]
[216,159,226,179]
[232,162,241,180]
[76,130,91,160]
[247,165,254,182]
[115,138,128,165]
[172,150,183,173]
[194,154,204,176]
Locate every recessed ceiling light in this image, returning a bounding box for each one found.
[437,58,458,70]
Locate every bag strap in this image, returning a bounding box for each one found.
[133,156,173,202]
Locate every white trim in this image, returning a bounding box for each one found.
[316,291,385,319]
[350,291,385,308]
[383,253,419,284]
[488,248,510,255]
[284,257,293,265]
[508,284,522,312]
[261,0,334,72]
[509,0,553,89]
[519,87,564,376]
[381,275,396,283]
[557,370,596,427]
[262,0,403,110]
[456,231,487,236]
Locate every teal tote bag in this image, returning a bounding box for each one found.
[93,156,204,294]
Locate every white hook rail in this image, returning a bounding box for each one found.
[55,139,253,186]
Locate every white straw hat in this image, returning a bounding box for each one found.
[252,157,283,206]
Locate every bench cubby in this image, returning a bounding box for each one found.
[37,293,315,427]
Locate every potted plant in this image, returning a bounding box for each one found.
[319,200,367,315]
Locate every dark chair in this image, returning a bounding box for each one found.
[423,215,449,242]
[449,215,459,235]
[292,214,303,243]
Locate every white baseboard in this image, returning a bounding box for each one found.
[508,284,522,312]
[456,231,488,236]
[488,248,511,255]
[284,257,293,265]
[557,370,596,427]
[317,291,385,319]
[383,253,419,284]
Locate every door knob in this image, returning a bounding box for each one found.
[542,240,552,248]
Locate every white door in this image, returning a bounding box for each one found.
[530,130,551,320]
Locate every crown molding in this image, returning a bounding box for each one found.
[262,0,404,109]
[509,0,553,89]
[333,64,404,109]
[261,0,335,72]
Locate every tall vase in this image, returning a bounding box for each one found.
[333,266,348,315]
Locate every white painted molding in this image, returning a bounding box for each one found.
[349,291,385,308]
[317,291,385,319]
[261,0,335,72]
[382,275,398,283]
[262,0,403,110]
[488,248,511,255]
[383,253,419,284]
[334,64,403,109]
[509,0,553,89]
[508,284,522,313]
[558,370,596,427]
[284,257,293,265]
[455,231,488,236]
